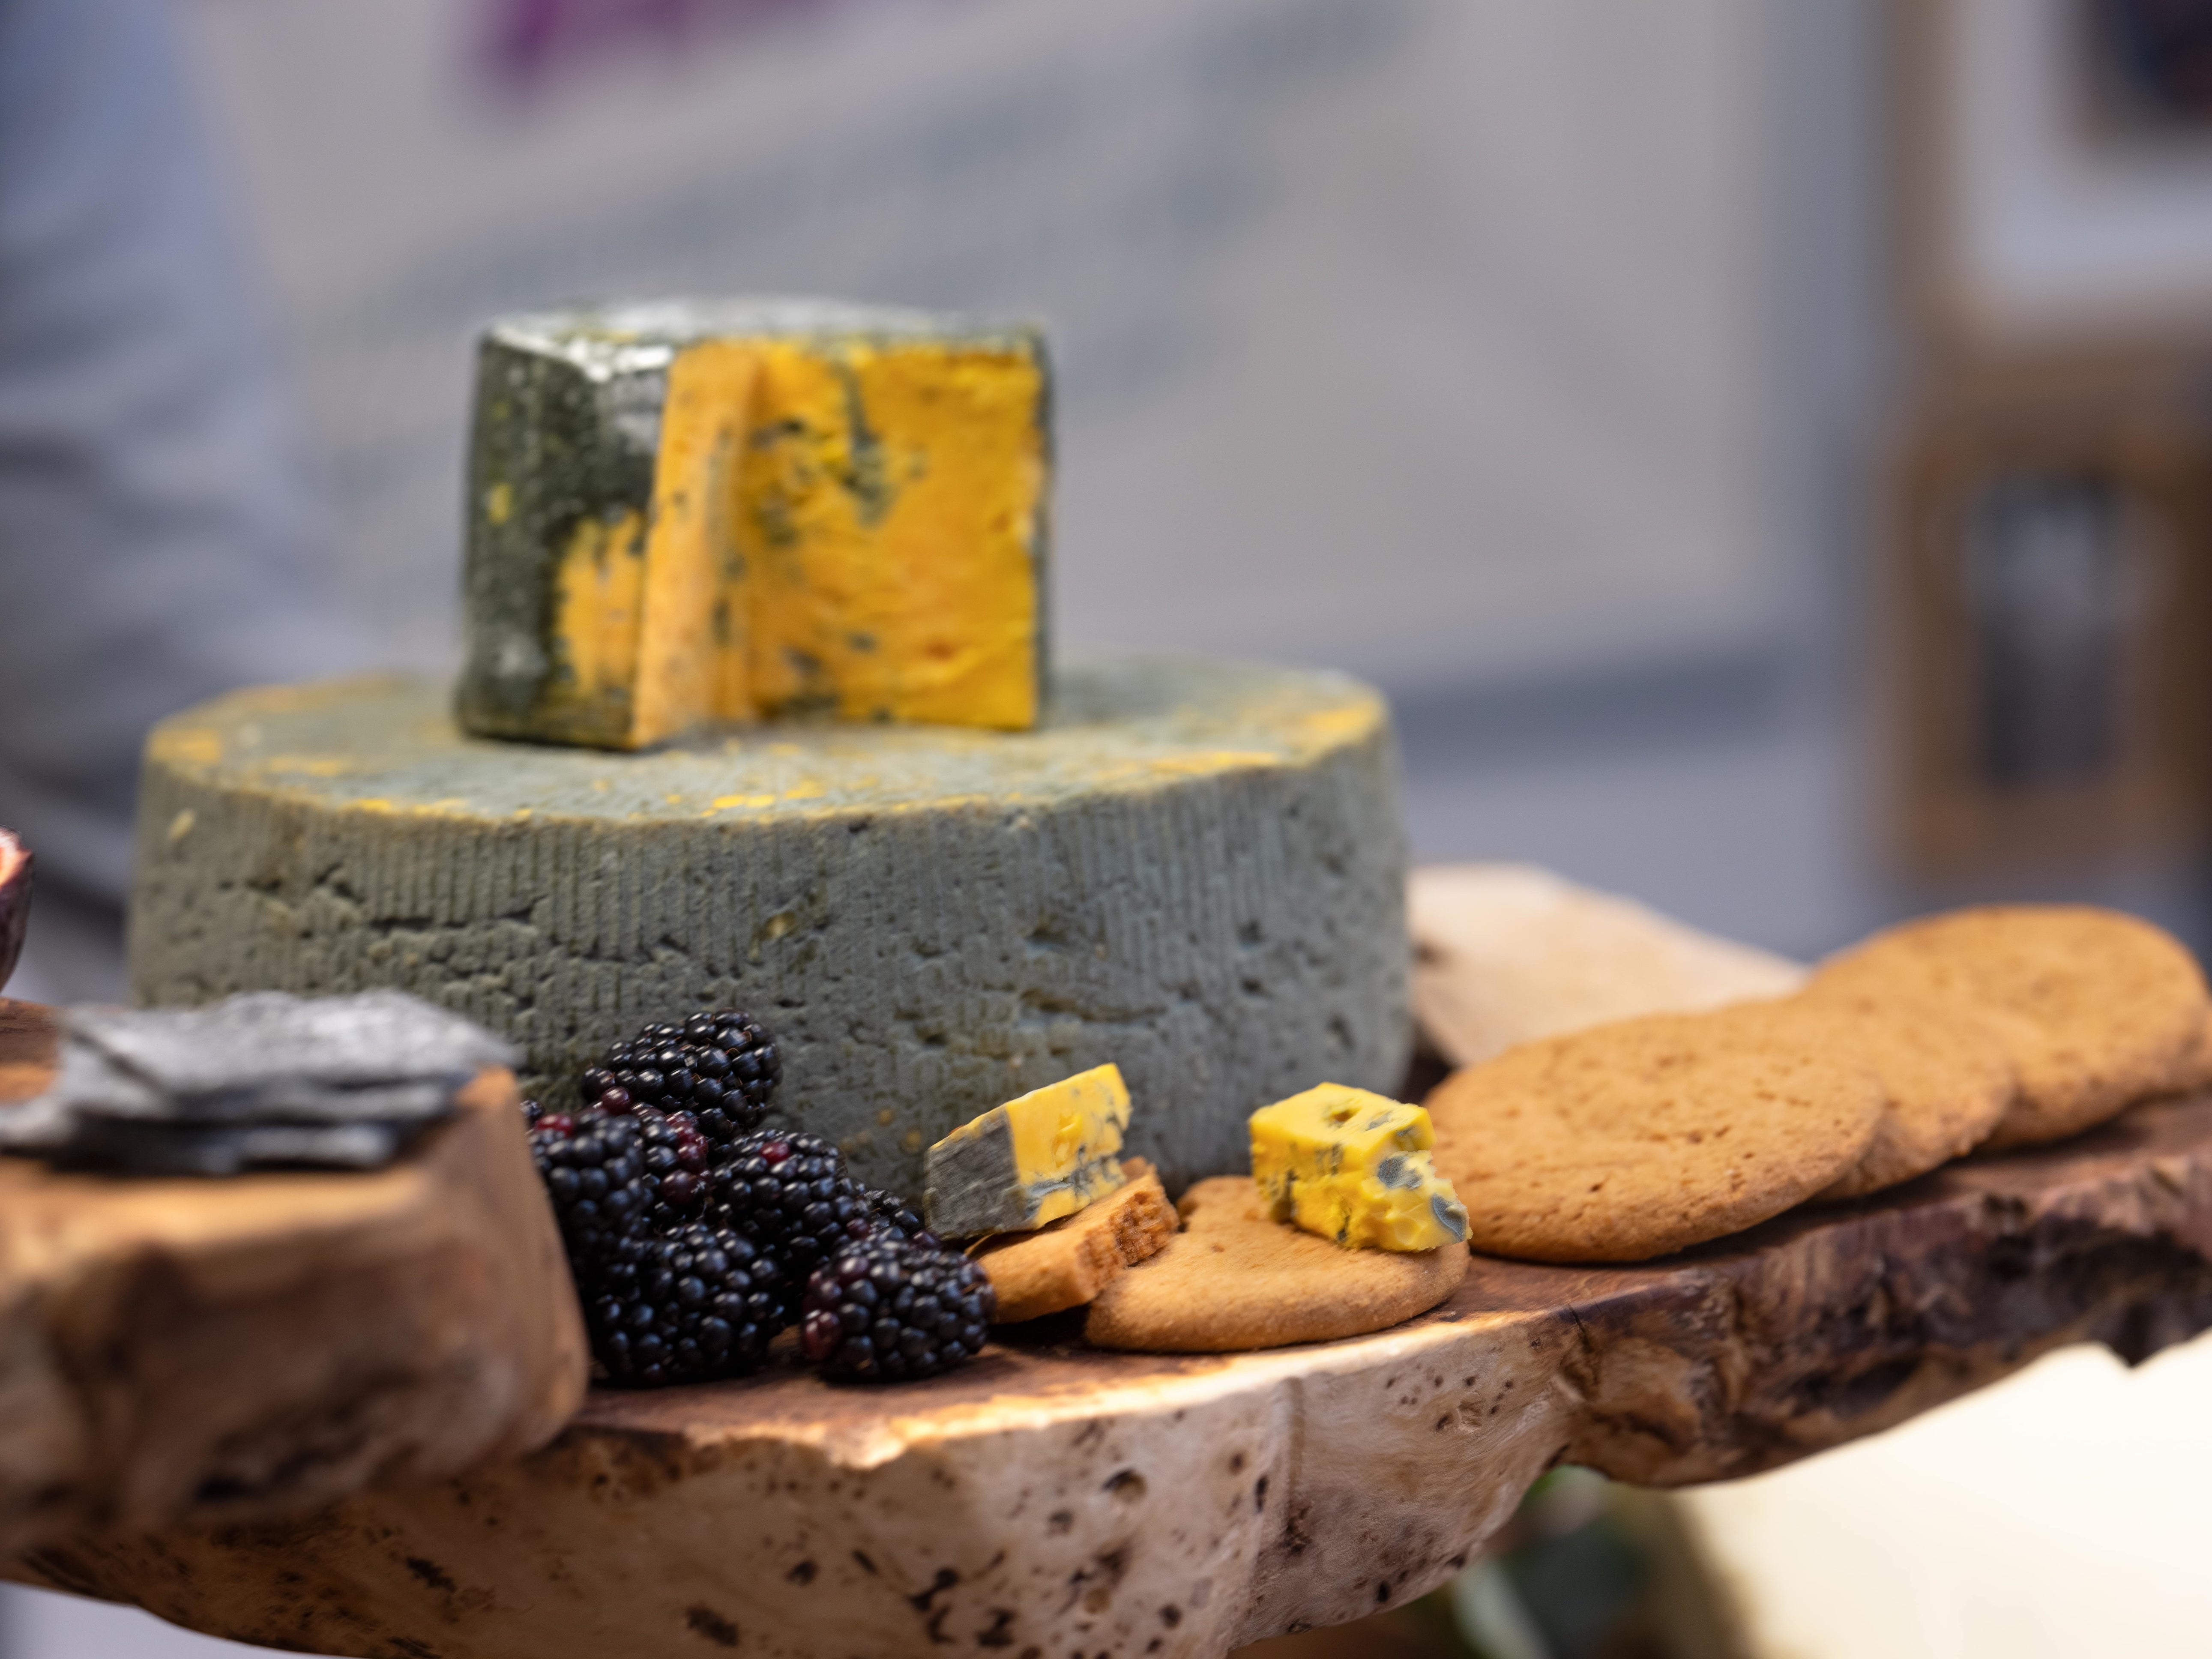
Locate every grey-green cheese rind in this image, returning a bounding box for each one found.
[457,326,662,746]
[129,658,1409,1194]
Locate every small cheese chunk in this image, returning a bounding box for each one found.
[924,1063,1130,1239]
[1249,1083,1469,1252]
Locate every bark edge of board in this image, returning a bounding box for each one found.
[0,1005,587,1553]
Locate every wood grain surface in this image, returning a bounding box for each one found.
[17,1087,2212,1659]
[0,1001,587,1554]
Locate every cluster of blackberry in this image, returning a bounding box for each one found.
[524,1009,991,1387]
[584,1010,781,1150]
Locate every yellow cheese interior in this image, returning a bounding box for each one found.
[1249,1084,1469,1252]
[1002,1062,1131,1226]
[539,342,758,749]
[545,508,647,743]
[641,341,757,738]
[520,323,1043,747]
[741,338,1045,728]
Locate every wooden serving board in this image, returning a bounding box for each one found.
[0,1001,587,1555]
[17,1090,2212,1659]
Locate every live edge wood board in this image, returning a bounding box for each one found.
[17,1088,2212,1659]
[0,1001,586,1556]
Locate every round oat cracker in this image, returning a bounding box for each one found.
[2171,1007,2212,1097]
[1423,1001,1884,1264]
[1084,1177,1467,1352]
[1811,905,2209,1150]
[1796,986,2017,1199]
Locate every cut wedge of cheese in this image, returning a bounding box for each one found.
[456,299,1050,750]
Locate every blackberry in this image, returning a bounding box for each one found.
[588,1222,792,1386]
[636,1110,715,1225]
[800,1236,994,1382]
[861,1187,938,1248]
[529,1112,650,1262]
[710,1129,885,1276]
[583,1009,780,1145]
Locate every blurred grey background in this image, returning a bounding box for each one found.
[1,0,1918,1027]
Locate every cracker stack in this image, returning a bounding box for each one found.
[1425,904,2212,1264]
[1811,907,2209,1152]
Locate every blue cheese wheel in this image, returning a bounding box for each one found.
[129,658,1408,1192]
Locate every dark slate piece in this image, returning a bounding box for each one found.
[0,991,515,1174]
[52,1117,416,1177]
[65,991,514,1107]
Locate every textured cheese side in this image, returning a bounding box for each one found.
[132,660,1408,1195]
[923,1063,1130,1239]
[1249,1083,1469,1252]
[742,336,1048,728]
[459,334,652,748]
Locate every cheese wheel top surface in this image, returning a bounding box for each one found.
[150,657,1383,825]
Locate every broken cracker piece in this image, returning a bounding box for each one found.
[972,1159,1176,1323]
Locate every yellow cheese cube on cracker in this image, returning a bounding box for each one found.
[1250,1083,1468,1252]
